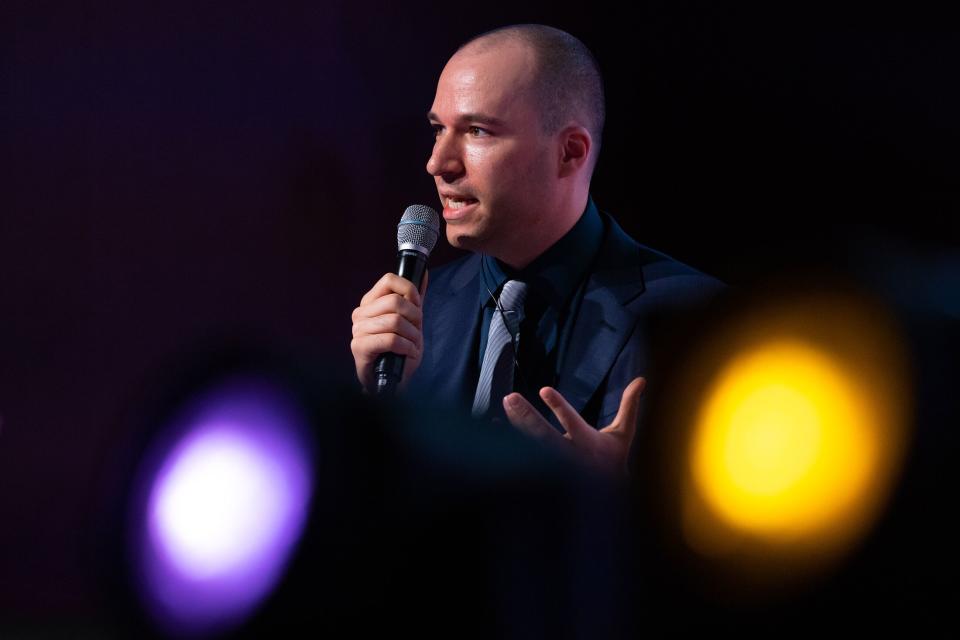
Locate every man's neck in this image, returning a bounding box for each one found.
[497,192,589,270]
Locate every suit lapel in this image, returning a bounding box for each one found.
[424,255,482,405]
[555,213,646,417]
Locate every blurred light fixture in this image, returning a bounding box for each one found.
[128,374,315,638]
[675,288,912,578]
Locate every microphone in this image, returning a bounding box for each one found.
[373,204,440,396]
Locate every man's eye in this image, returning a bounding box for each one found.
[469,126,489,136]
[431,125,442,138]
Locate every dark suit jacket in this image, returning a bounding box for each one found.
[406,208,726,430]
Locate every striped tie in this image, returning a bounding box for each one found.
[472,279,528,418]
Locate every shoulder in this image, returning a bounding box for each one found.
[590,210,727,423]
[637,244,727,311]
[599,209,727,312]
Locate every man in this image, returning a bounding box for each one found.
[351,24,724,476]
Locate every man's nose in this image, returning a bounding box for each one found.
[426,132,464,179]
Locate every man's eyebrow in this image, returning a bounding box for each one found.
[426,111,506,128]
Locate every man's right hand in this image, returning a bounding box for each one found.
[350,271,428,393]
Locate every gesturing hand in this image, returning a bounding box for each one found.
[502,377,646,477]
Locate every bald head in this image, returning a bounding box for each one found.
[454,24,606,175]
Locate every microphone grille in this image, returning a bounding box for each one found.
[397,204,440,255]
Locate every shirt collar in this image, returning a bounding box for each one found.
[479,195,604,311]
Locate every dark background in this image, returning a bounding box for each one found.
[2,0,957,626]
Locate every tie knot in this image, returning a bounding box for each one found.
[497,279,527,338]
[498,279,528,312]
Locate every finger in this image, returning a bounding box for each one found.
[503,393,564,444]
[352,313,422,349]
[350,332,420,363]
[360,273,422,307]
[608,377,646,436]
[353,294,423,328]
[539,387,594,443]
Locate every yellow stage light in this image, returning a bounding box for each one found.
[678,291,911,576]
[691,341,873,538]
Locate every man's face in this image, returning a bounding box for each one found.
[426,41,558,261]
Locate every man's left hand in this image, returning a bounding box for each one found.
[502,377,646,477]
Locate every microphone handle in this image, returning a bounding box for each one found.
[374,249,428,396]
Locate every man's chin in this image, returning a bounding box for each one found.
[445,227,483,253]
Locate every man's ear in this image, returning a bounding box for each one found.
[558,124,592,178]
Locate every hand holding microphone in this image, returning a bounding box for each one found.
[350,205,440,395]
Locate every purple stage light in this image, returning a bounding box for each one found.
[131,375,314,637]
